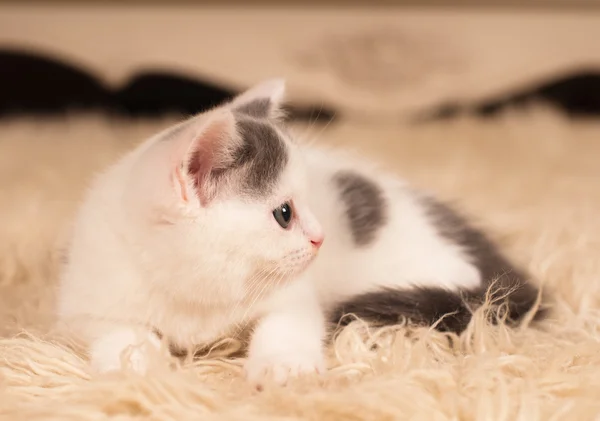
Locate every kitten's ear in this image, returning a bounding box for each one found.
[173,110,240,206]
[230,78,286,120]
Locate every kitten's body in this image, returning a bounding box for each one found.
[57,80,544,385]
[304,147,480,303]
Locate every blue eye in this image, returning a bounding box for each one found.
[273,202,293,229]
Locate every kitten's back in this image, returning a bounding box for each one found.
[303,146,545,334]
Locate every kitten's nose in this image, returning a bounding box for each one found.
[310,235,324,249]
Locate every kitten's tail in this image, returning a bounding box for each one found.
[329,278,547,334]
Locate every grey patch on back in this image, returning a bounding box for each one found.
[333,171,388,247]
[415,193,523,285]
[234,99,272,119]
[328,192,546,335]
[415,193,546,319]
[232,118,288,196]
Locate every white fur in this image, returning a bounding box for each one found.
[57,79,481,387]
[302,146,481,307]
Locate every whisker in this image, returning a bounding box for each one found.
[239,267,283,327]
[231,265,280,335]
[307,111,336,146]
[237,270,287,335]
[296,103,333,147]
[228,266,271,322]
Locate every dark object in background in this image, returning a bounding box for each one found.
[0,49,336,123]
[2,49,600,122]
[115,72,238,117]
[428,71,600,120]
[0,49,111,115]
[115,72,332,121]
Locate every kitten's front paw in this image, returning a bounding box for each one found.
[90,329,161,375]
[244,349,325,388]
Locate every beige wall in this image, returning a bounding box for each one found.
[1,0,600,7]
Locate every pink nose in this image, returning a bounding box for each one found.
[310,236,324,249]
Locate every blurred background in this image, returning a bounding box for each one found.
[1,1,600,122]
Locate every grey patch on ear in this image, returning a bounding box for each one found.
[235,98,272,119]
[333,171,388,247]
[233,118,288,196]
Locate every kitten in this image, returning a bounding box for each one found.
[57,79,545,386]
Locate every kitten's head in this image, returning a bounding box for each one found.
[130,79,323,301]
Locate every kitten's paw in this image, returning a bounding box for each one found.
[90,329,161,375]
[123,344,152,374]
[244,349,325,388]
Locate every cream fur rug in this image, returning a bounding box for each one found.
[1,109,600,420]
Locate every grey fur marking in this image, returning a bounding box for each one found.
[233,118,288,196]
[334,171,388,247]
[328,193,545,334]
[235,99,272,119]
[417,194,544,319]
[416,194,522,285]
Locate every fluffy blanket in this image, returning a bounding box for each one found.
[1,108,600,420]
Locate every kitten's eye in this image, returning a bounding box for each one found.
[273,202,293,229]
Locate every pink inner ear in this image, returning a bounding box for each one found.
[174,164,189,203]
[185,118,231,206]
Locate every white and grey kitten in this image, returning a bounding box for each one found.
[57,79,544,386]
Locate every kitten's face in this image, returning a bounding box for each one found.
[137,79,323,301]
[206,141,323,288]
